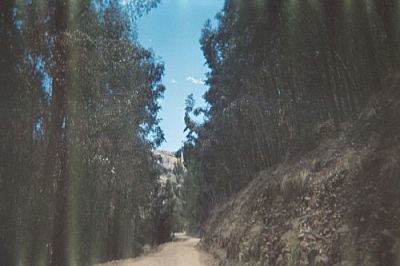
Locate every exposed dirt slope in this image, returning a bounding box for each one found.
[96,235,216,266]
[200,82,400,265]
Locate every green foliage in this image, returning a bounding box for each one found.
[170,161,187,232]
[0,0,166,265]
[152,179,174,244]
[181,166,204,235]
[183,0,400,229]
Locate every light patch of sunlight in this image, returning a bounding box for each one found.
[14,229,29,266]
[90,236,105,265]
[343,0,353,13]
[341,0,353,37]
[287,0,296,8]
[14,247,28,266]
[66,180,80,264]
[68,0,79,26]
[14,210,48,265]
[15,256,33,266]
[287,0,299,14]
[66,116,83,265]
[67,215,79,265]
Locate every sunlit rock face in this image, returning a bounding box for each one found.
[153,150,182,182]
[154,150,178,172]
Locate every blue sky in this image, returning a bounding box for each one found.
[136,0,224,152]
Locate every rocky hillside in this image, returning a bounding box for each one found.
[200,83,400,265]
[153,150,180,181]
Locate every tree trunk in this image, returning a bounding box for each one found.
[376,0,400,72]
[43,0,69,265]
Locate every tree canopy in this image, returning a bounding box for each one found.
[0,0,174,265]
[182,0,400,232]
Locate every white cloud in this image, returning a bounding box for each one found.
[186,76,205,85]
[170,79,177,84]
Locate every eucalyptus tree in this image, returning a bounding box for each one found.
[0,0,51,264]
[0,0,164,265]
[184,0,400,225]
[0,1,29,265]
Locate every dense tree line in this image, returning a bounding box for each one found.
[182,0,400,232]
[0,0,177,265]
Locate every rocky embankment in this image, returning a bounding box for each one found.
[200,86,400,265]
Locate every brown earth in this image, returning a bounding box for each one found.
[95,234,217,266]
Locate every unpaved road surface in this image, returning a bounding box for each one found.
[96,235,216,266]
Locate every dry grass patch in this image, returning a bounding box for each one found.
[280,168,312,197]
[341,147,373,175]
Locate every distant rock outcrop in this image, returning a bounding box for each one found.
[153,150,181,181]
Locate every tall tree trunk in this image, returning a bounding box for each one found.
[0,0,18,264]
[111,196,121,260]
[43,0,69,265]
[355,1,382,91]
[51,133,69,266]
[376,0,400,72]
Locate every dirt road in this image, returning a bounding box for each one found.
[96,235,216,266]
